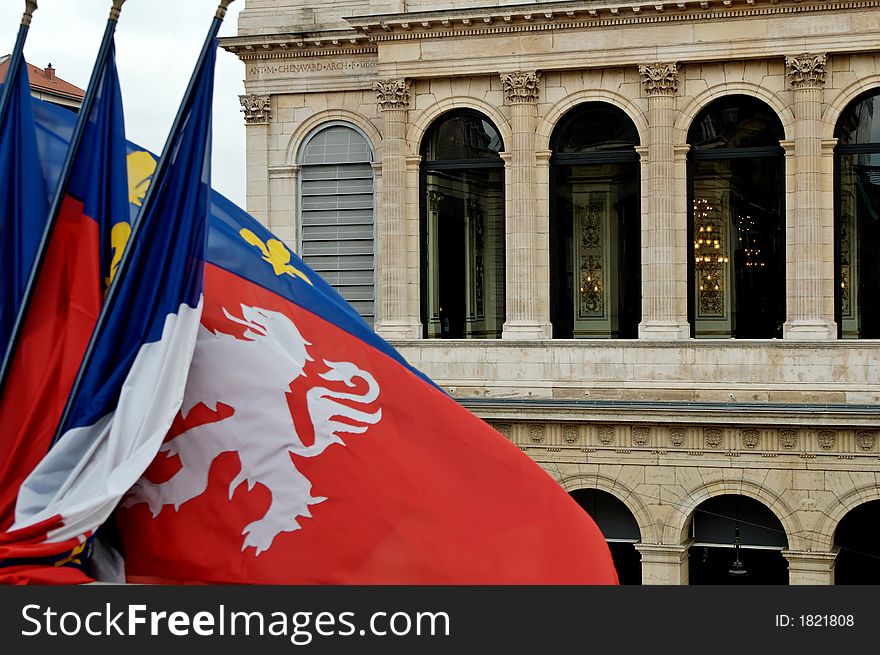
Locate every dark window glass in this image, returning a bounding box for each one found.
[687,96,785,338]
[835,91,880,338]
[689,95,784,150]
[422,111,503,161]
[553,102,639,154]
[550,103,641,339]
[421,111,505,339]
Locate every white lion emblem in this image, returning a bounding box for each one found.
[122,305,382,555]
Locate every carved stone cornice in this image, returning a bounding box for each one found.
[500,70,541,104]
[239,93,271,124]
[220,30,375,60]
[344,0,877,42]
[785,53,828,89]
[638,62,679,96]
[373,78,410,110]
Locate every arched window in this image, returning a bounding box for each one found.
[299,124,375,325]
[421,110,505,339]
[834,499,880,584]
[687,495,788,585]
[835,90,880,338]
[570,488,642,584]
[687,96,785,338]
[549,103,641,338]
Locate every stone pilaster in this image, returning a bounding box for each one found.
[783,549,837,585]
[783,54,837,340]
[267,165,297,247]
[373,79,421,339]
[500,71,551,340]
[637,63,689,340]
[241,94,271,226]
[634,543,690,585]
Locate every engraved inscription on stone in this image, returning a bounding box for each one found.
[248,60,377,78]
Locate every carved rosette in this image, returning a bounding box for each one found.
[856,431,877,452]
[704,428,723,448]
[562,425,580,444]
[500,71,541,104]
[597,426,615,446]
[632,426,650,447]
[529,424,546,444]
[779,429,798,450]
[373,79,410,110]
[638,62,679,96]
[785,53,828,90]
[493,423,512,440]
[239,93,271,125]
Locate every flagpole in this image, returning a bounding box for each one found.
[50,0,234,445]
[0,2,38,143]
[0,0,126,396]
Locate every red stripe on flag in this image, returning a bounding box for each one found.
[0,196,101,529]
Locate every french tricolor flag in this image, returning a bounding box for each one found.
[6,18,221,582]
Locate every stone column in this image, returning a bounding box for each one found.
[500,71,552,340]
[783,54,837,340]
[783,549,837,585]
[634,543,690,585]
[240,93,272,227]
[373,79,421,339]
[637,63,690,340]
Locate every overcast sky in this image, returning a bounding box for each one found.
[0,0,246,206]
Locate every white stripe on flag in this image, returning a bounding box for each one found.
[12,298,204,546]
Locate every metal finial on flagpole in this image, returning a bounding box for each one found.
[109,0,126,21]
[216,0,235,20]
[22,1,37,27]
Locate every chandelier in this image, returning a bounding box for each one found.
[693,198,728,314]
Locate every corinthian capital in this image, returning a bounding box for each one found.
[638,62,679,96]
[239,93,271,124]
[785,53,827,89]
[500,71,541,104]
[373,79,410,110]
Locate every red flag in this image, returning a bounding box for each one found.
[117,258,617,584]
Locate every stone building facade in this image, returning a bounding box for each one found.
[222,0,880,584]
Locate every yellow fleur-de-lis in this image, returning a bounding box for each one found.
[240,228,312,285]
[127,151,157,207]
[105,221,131,290]
[54,541,87,568]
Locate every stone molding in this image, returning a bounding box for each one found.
[500,70,541,104]
[785,53,828,89]
[638,62,679,96]
[344,0,879,41]
[239,93,271,124]
[486,421,879,457]
[373,79,410,110]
